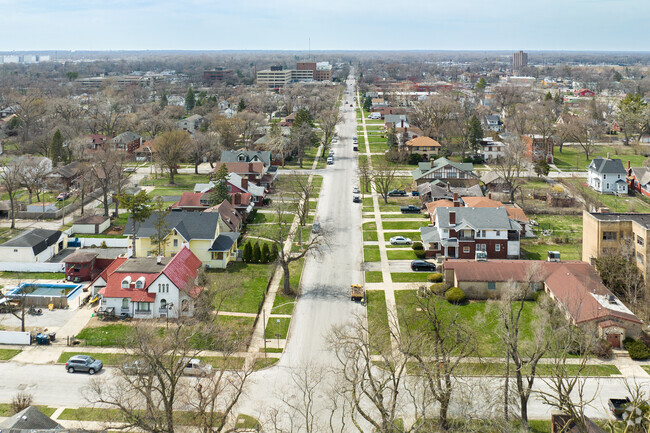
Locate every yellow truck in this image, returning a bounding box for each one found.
[350,284,366,304]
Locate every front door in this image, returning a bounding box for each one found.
[606,333,621,348]
[447,247,456,258]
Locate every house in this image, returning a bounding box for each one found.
[574,88,595,97]
[587,156,627,194]
[98,246,202,319]
[72,215,111,235]
[384,114,409,129]
[481,171,510,193]
[170,192,211,212]
[0,406,63,433]
[87,134,109,149]
[417,182,483,203]
[108,131,142,153]
[583,210,650,279]
[134,140,155,162]
[420,206,521,260]
[0,229,67,262]
[212,161,271,188]
[48,161,82,189]
[628,165,650,196]
[194,180,255,215]
[221,149,273,167]
[443,259,643,347]
[404,136,441,159]
[279,112,297,127]
[483,114,502,132]
[176,114,204,133]
[522,134,554,163]
[197,173,265,207]
[124,211,238,269]
[478,137,505,161]
[64,250,116,282]
[411,157,478,186]
[205,200,243,232]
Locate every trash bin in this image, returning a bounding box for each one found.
[36,333,50,345]
[48,332,56,342]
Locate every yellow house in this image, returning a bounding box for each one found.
[405,136,441,160]
[125,211,238,269]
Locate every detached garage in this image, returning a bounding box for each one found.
[72,215,111,235]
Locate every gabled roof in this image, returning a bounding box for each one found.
[63,250,99,263]
[74,214,110,225]
[425,200,454,214]
[221,150,272,166]
[213,161,265,175]
[412,157,475,181]
[161,246,202,292]
[461,196,504,208]
[588,157,626,175]
[420,226,440,244]
[171,192,208,209]
[0,229,62,255]
[208,232,239,252]
[630,167,650,186]
[436,207,517,231]
[124,211,220,241]
[109,131,141,144]
[0,406,62,431]
[206,200,243,232]
[405,136,441,148]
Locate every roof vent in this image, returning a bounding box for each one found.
[121,276,132,288]
[157,255,163,264]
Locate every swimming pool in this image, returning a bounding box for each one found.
[6,282,83,301]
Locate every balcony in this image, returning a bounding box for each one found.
[458,235,475,241]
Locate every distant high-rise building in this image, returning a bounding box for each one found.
[513,50,528,72]
[203,67,232,84]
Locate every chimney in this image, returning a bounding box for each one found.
[241,178,248,190]
[453,193,460,207]
[449,211,456,225]
[249,162,254,172]
[156,255,162,264]
[401,119,404,129]
[606,152,610,159]
[488,192,492,199]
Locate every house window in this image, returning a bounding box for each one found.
[463,246,470,254]
[173,239,178,247]
[477,244,486,252]
[618,174,621,179]
[136,302,151,312]
[495,244,501,252]
[432,242,439,250]
[160,299,167,310]
[122,298,129,310]
[637,252,644,265]
[488,282,496,290]
[637,235,645,247]
[606,183,610,189]
[495,231,500,236]
[602,232,617,241]
[603,174,607,179]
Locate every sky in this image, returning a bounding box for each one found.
[1,0,649,52]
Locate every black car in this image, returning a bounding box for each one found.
[388,189,407,196]
[65,355,103,375]
[353,195,361,203]
[401,205,420,214]
[411,260,437,272]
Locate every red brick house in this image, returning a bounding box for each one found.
[64,250,116,282]
[522,134,554,164]
[574,88,595,97]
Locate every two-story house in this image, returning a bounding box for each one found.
[411,157,478,186]
[97,247,202,319]
[212,161,277,189]
[124,211,238,269]
[176,114,204,133]
[420,206,521,260]
[483,114,502,132]
[522,134,554,164]
[404,136,441,160]
[628,165,650,197]
[108,131,142,153]
[587,156,628,194]
[478,137,505,161]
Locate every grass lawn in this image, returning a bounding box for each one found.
[365,271,383,283]
[370,154,415,171]
[0,349,21,360]
[369,141,389,153]
[364,246,381,262]
[0,404,56,417]
[363,231,378,241]
[553,144,649,172]
[562,178,650,212]
[386,249,417,260]
[530,213,582,239]
[367,291,391,351]
[0,228,23,244]
[208,262,274,314]
[452,362,619,377]
[150,187,186,197]
[272,292,297,315]
[381,213,427,219]
[362,221,377,231]
[142,173,210,189]
[278,259,305,293]
[395,290,539,357]
[57,351,134,365]
[382,221,427,231]
[521,239,582,261]
[58,407,203,425]
[253,357,280,370]
[390,273,430,283]
[76,324,135,347]
[384,232,420,242]
[265,317,290,339]
[236,414,262,430]
[0,271,65,280]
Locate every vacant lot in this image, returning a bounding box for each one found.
[553,144,649,172]
[562,178,650,212]
[208,262,274,314]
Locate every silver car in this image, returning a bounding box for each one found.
[390,236,412,245]
[178,358,213,377]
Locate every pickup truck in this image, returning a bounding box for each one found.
[388,189,407,196]
[401,205,420,214]
[608,398,630,418]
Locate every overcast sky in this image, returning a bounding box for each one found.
[1,0,649,52]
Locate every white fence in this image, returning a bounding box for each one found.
[0,330,30,345]
[0,262,64,273]
[77,238,129,248]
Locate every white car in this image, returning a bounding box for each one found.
[178,358,213,377]
[327,157,334,165]
[353,186,360,194]
[390,236,412,245]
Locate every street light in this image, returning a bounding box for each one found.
[165,302,174,329]
[262,301,296,359]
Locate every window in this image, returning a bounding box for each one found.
[160,299,167,310]
[618,174,621,179]
[638,235,645,247]
[477,244,486,252]
[603,174,607,179]
[463,246,470,253]
[122,298,129,310]
[602,232,617,241]
[136,302,151,312]
[495,244,501,252]
[488,282,496,290]
[606,183,610,189]
[637,252,645,265]
[173,239,178,247]
[495,230,500,236]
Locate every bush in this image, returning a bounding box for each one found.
[445,287,466,304]
[414,250,426,259]
[270,244,279,262]
[408,153,424,165]
[246,209,258,223]
[430,282,449,296]
[251,242,261,264]
[261,243,270,264]
[625,338,650,360]
[427,273,443,283]
[11,392,32,415]
[242,242,253,263]
[591,339,613,359]
[411,241,423,251]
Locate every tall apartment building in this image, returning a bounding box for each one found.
[582,211,650,279]
[513,50,528,72]
[296,61,332,81]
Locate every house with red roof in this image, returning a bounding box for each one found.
[443,259,643,347]
[96,246,202,319]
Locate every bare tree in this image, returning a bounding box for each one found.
[155,130,190,184]
[187,132,213,174]
[318,108,342,155]
[211,115,244,151]
[0,159,23,229]
[558,114,604,160]
[504,103,531,136]
[86,96,127,136]
[410,95,459,142]
[290,122,317,169]
[358,157,373,197]
[492,137,527,203]
[17,156,52,204]
[373,159,399,204]
[237,111,266,150]
[13,91,47,146]
[88,149,124,217]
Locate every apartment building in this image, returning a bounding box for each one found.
[513,50,528,71]
[256,67,293,88]
[582,211,650,278]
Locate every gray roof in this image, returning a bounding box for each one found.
[588,157,626,175]
[124,211,220,241]
[435,207,518,231]
[480,171,505,184]
[412,157,476,182]
[0,406,62,431]
[221,150,272,166]
[208,232,239,252]
[117,256,172,273]
[109,131,141,144]
[384,114,407,125]
[420,226,440,244]
[630,167,650,185]
[587,212,650,228]
[418,182,483,200]
[0,229,62,255]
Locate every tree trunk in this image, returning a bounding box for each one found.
[80,187,85,216]
[504,351,510,421]
[27,191,33,204]
[194,162,199,174]
[9,197,15,229]
[169,166,176,185]
[520,393,529,427]
[438,398,450,431]
[282,262,292,295]
[103,191,109,216]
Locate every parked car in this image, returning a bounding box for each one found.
[411,191,420,196]
[400,205,420,214]
[353,195,361,203]
[353,186,360,194]
[411,260,437,272]
[312,222,321,233]
[56,191,71,201]
[608,398,631,419]
[353,137,358,143]
[123,359,152,375]
[327,157,334,165]
[177,358,213,377]
[123,167,137,173]
[328,150,335,157]
[388,189,407,196]
[353,145,358,151]
[65,355,103,375]
[390,236,412,245]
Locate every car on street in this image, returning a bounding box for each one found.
[65,355,103,375]
[353,186,360,194]
[327,157,334,165]
[608,398,631,418]
[178,358,214,377]
[328,150,334,157]
[388,189,407,196]
[411,260,437,272]
[353,195,361,203]
[352,145,358,151]
[390,236,412,245]
[400,205,420,214]
[312,222,321,233]
[353,137,358,143]
[123,167,137,173]
[56,191,71,201]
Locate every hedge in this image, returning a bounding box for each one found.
[414,250,427,259]
[411,242,423,251]
[427,273,443,283]
[445,287,466,304]
[430,282,449,296]
[625,338,650,360]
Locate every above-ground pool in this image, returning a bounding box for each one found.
[6,282,83,308]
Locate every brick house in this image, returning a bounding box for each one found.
[404,136,441,160]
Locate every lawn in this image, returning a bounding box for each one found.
[363,231,378,242]
[0,271,65,280]
[553,144,649,171]
[0,404,56,417]
[395,290,539,357]
[253,357,280,370]
[367,291,391,351]
[520,240,582,261]
[382,221,427,231]
[150,187,186,197]
[452,362,619,377]
[0,349,21,360]
[278,258,305,293]
[76,324,135,347]
[58,407,201,425]
[362,221,377,231]
[365,271,383,283]
[265,317,290,339]
[390,273,430,283]
[142,173,210,189]
[364,246,381,262]
[272,292,297,315]
[530,213,582,239]
[566,178,650,213]
[57,351,134,365]
[0,228,23,244]
[386,249,417,260]
[381,213,427,219]
[208,262,274,314]
[384,232,420,242]
[370,154,416,171]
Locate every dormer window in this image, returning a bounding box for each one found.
[121,276,132,288]
[135,276,145,289]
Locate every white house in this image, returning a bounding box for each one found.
[0,229,67,262]
[587,157,628,194]
[478,137,505,161]
[72,215,111,235]
[97,247,202,319]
